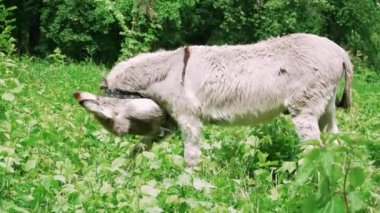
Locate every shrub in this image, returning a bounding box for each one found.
[5,0,380,68]
[40,0,121,63]
[0,0,16,56]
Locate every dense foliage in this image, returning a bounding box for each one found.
[0,0,16,56]
[0,57,379,212]
[2,0,380,67]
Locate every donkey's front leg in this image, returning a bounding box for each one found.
[176,114,203,167]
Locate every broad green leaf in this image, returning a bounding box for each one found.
[257,151,268,163]
[11,85,23,93]
[62,184,76,193]
[0,79,5,86]
[269,187,279,200]
[319,196,345,213]
[185,198,199,208]
[331,164,344,181]
[145,206,163,213]
[166,195,180,204]
[2,93,15,102]
[25,158,38,171]
[142,151,156,160]
[117,202,129,208]
[193,178,214,192]
[0,121,11,133]
[141,184,160,197]
[177,172,192,186]
[9,206,29,213]
[53,175,66,183]
[348,192,365,212]
[0,108,6,120]
[100,182,114,195]
[21,195,34,202]
[0,161,14,173]
[171,154,184,167]
[295,161,315,185]
[149,160,161,169]
[278,161,296,173]
[302,195,317,213]
[139,196,157,207]
[162,178,174,189]
[110,157,126,171]
[317,176,330,200]
[305,148,321,161]
[68,192,79,204]
[349,167,366,187]
[0,146,14,155]
[320,150,333,177]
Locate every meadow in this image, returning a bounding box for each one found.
[0,57,379,212]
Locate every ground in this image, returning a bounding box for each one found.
[0,57,379,212]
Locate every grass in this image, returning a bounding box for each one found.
[0,57,379,212]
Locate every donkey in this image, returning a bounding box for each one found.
[75,33,352,167]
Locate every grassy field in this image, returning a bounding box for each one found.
[1,57,379,212]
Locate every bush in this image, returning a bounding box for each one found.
[326,0,380,68]
[207,0,380,69]
[0,1,16,56]
[39,0,187,62]
[286,136,379,212]
[4,0,380,68]
[40,0,122,63]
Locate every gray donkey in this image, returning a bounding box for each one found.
[74,33,352,167]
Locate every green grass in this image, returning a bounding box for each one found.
[1,57,379,212]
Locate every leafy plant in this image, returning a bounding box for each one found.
[40,0,121,63]
[46,48,68,64]
[0,0,16,57]
[286,135,379,212]
[0,57,379,211]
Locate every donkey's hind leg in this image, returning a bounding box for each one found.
[287,87,334,142]
[318,89,339,133]
[291,113,321,141]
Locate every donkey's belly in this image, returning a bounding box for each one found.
[202,105,286,126]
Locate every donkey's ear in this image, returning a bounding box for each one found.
[83,101,113,119]
[100,79,108,90]
[73,91,113,119]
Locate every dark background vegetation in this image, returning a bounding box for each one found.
[1,0,380,67]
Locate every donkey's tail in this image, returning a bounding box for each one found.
[337,59,353,108]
